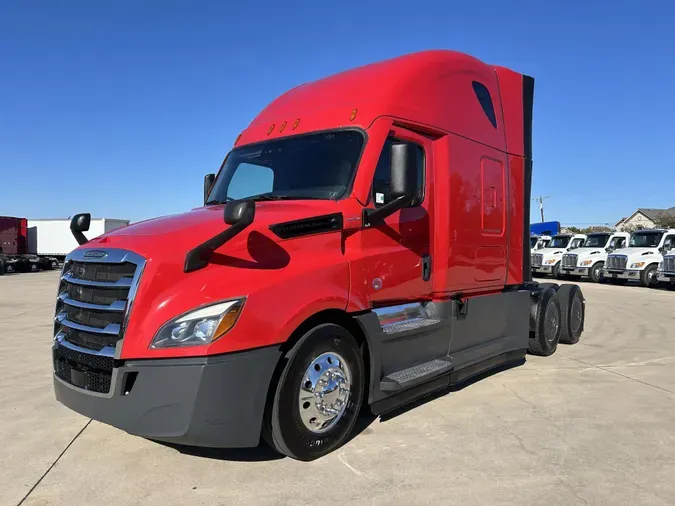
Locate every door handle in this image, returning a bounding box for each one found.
[422,254,431,281]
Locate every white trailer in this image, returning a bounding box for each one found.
[27,218,130,262]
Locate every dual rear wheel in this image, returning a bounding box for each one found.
[528,283,584,355]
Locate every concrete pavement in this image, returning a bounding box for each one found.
[1,271,674,505]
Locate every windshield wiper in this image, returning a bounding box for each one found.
[248,194,324,201]
[205,198,233,206]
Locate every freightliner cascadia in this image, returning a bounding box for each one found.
[53,50,586,461]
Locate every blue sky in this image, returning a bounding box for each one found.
[1,0,674,226]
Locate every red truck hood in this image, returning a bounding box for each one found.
[76,200,352,358]
[85,200,343,259]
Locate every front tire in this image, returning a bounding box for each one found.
[589,262,604,283]
[263,323,365,461]
[641,265,658,288]
[552,262,561,279]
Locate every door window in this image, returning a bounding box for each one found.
[664,235,675,252]
[609,236,626,249]
[372,138,424,207]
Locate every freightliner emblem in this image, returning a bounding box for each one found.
[84,250,107,259]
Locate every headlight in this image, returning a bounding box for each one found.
[630,262,645,269]
[546,259,557,264]
[659,262,664,270]
[580,260,593,266]
[150,299,245,349]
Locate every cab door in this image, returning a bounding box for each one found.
[356,127,433,305]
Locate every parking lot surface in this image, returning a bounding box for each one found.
[1,271,674,506]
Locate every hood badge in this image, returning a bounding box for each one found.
[84,250,108,259]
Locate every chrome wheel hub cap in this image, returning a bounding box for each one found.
[298,352,351,433]
[546,304,560,343]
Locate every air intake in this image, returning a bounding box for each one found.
[269,213,343,239]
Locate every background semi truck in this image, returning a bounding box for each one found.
[0,216,44,273]
[530,220,560,237]
[531,233,587,278]
[27,218,129,263]
[52,50,586,461]
[0,216,129,274]
[530,234,551,251]
[657,246,675,288]
[560,232,630,282]
[605,229,675,287]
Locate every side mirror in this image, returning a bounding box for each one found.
[364,142,417,226]
[70,213,91,245]
[389,142,418,201]
[184,200,256,273]
[204,173,215,204]
[224,199,255,226]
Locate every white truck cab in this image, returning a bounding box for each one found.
[604,229,675,287]
[530,234,552,252]
[560,232,630,283]
[656,236,675,288]
[531,233,586,279]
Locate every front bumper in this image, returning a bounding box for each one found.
[657,272,675,283]
[603,269,641,280]
[560,266,590,276]
[54,344,282,448]
[533,265,555,273]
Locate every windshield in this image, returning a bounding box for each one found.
[539,239,550,249]
[584,234,610,248]
[530,237,538,248]
[206,130,364,203]
[629,232,663,248]
[570,238,585,249]
[549,236,571,248]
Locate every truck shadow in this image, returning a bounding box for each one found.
[156,440,286,462]
[376,358,526,423]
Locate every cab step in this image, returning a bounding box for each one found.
[380,357,453,392]
[382,318,441,335]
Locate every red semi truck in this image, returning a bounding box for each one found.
[53,50,586,461]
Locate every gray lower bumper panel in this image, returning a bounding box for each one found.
[54,345,282,448]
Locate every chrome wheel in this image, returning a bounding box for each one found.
[298,352,351,433]
[546,303,560,343]
[571,297,583,334]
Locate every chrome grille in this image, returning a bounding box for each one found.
[606,255,627,271]
[531,253,543,268]
[562,254,578,268]
[663,256,675,273]
[53,249,145,393]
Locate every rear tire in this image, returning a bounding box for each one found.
[589,262,604,283]
[263,323,364,461]
[557,284,585,344]
[641,265,658,288]
[528,287,562,356]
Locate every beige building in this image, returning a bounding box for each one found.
[615,207,675,231]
